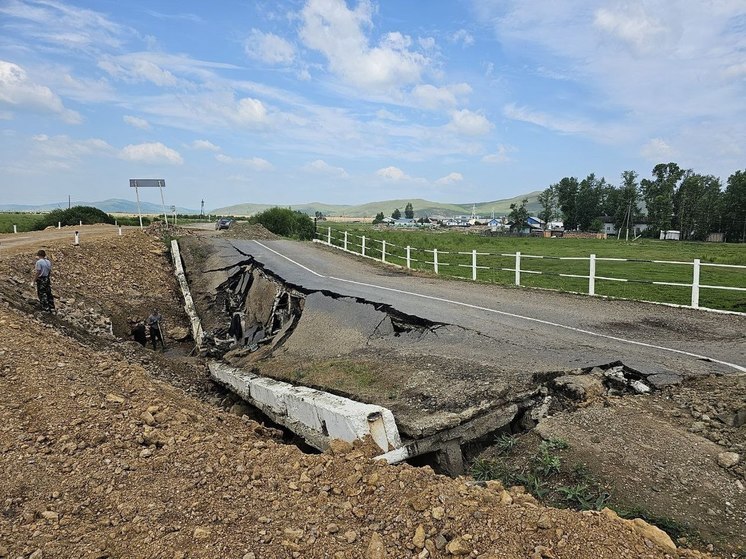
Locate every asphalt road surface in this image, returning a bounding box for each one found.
[213,238,745,378]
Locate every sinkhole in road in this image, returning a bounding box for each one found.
[182,242,668,476]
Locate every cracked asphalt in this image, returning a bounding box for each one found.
[206,237,745,378]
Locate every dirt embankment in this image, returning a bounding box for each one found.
[0,228,726,558]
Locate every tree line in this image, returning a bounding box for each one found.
[537,164,746,242]
[373,202,415,224]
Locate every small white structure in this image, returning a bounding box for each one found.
[660,230,681,241]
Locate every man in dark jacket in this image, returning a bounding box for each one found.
[147,309,165,350]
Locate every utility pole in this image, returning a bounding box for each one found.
[200,199,205,217]
[68,195,71,209]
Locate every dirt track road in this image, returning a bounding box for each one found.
[0,224,136,254]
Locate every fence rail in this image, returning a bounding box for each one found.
[314,227,746,313]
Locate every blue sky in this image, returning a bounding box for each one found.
[1,0,744,211]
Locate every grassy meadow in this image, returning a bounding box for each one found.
[0,212,46,234]
[318,223,746,312]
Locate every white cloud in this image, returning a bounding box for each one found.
[245,29,296,64]
[32,134,114,160]
[641,138,675,161]
[375,166,425,183]
[482,144,516,164]
[236,97,269,124]
[447,109,492,136]
[0,60,81,124]
[299,0,429,91]
[594,7,670,55]
[191,139,220,151]
[123,115,150,129]
[215,153,273,171]
[503,103,588,135]
[411,83,471,110]
[120,142,183,164]
[99,55,179,87]
[450,29,474,47]
[435,172,463,185]
[303,159,349,178]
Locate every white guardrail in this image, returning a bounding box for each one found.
[314,227,746,312]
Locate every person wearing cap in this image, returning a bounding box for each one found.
[147,309,165,350]
[32,249,56,313]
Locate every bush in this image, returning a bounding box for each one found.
[250,208,315,240]
[35,206,115,229]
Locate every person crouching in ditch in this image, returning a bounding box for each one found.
[32,249,56,314]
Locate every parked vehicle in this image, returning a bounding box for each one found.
[216,218,233,230]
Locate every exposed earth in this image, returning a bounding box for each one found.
[0,224,743,558]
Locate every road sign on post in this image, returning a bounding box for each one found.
[129,179,167,230]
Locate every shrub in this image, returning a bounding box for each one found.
[250,207,315,240]
[35,206,115,229]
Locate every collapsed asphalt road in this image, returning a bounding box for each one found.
[191,236,745,380]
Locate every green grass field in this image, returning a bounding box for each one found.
[318,224,746,312]
[0,212,45,233]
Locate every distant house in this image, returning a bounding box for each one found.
[392,218,417,227]
[381,216,395,224]
[600,216,649,237]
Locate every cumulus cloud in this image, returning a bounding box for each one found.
[594,7,670,55]
[215,153,273,170]
[435,172,463,185]
[0,60,81,124]
[482,144,516,164]
[411,83,471,110]
[303,159,349,178]
[119,142,183,164]
[641,138,675,160]
[375,166,424,183]
[123,115,150,129]
[32,134,114,161]
[245,29,296,64]
[235,97,269,124]
[299,0,428,91]
[447,109,492,136]
[191,139,221,151]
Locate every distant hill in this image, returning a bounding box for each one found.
[0,199,198,214]
[212,192,542,218]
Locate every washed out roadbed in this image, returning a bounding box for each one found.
[0,226,734,558]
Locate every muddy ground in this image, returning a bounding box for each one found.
[0,224,741,558]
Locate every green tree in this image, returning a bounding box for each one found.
[391,208,401,220]
[372,212,385,224]
[36,206,115,229]
[723,169,746,242]
[641,162,685,236]
[537,186,555,229]
[555,177,580,230]
[675,172,723,241]
[576,173,606,231]
[613,170,642,237]
[508,199,530,231]
[250,207,314,240]
[404,202,414,219]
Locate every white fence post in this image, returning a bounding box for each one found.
[515,252,521,286]
[74,231,80,246]
[13,225,17,234]
[362,236,366,257]
[472,249,477,281]
[327,226,332,245]
[691,258,700,308]
[433,248,439,275]
[58,222,61,229]
[589,254,596,296]
[406,246,411,269]
[118,226,122,236]
[381,240,387,263]
[343,231,348,251]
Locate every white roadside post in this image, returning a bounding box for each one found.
[58,222,61,229]
[691,259,701,308]
[515,251,521,286]
[13,225,17,234]
[74,231,80,246]
[362,236,366,257]
[406,246,411,269]
[118,226,122,236]
[381,240,387,263]
[343,231,348,251]
[589,254,596,296]
[327,226,332,245]
[79,220,82,226]
[472,249,478,281]
[433,248,439,275]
